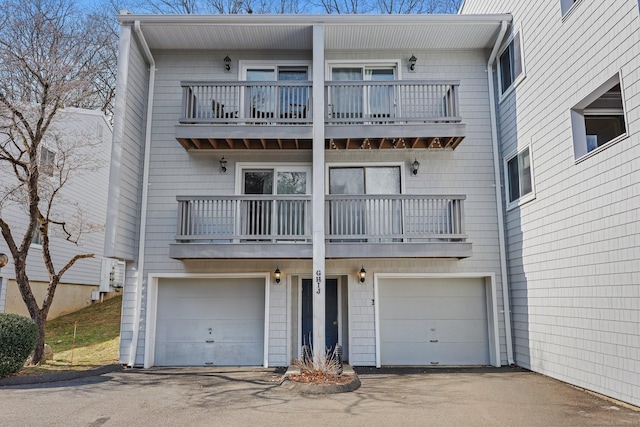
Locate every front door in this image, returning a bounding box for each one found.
[301,279,339,353]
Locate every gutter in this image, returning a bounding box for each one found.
[487,20,515,366]
[117,12,512,26]
[128,20,156,368]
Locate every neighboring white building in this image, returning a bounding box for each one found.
[461,0,640,407]
[106,13,516,370]
[0,108,118,319]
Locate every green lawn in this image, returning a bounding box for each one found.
[17,295,122,376]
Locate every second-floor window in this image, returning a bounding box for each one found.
[498,31,524,96]
[329,64,397,120]
[245,66,309,119]
[505,146,535,208]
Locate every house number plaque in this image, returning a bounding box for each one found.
[315,270,322,294]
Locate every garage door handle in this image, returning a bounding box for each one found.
[430,340,438,343]
[206,340,215,343]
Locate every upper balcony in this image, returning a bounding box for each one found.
[175,80,465,150]
[168,194,472,259]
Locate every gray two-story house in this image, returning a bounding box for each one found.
[106,13,514,369]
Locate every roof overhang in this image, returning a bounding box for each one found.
[118,13,512,51]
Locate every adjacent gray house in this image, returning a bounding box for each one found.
[106,13,516,370]
[461,0,640,408]
[0,108,117,319]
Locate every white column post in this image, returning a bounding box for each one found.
[311,24,326,364]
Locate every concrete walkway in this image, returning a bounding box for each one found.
[1,367,638,426]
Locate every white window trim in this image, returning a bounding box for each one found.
[571,71,629,163]
[504,144,536,211]
[325,59,403,81]
[234,162,313,195]
[238,60,313,80]
[325,162,406,194]
[497,28,526,103]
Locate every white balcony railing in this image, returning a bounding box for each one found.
[176,195,312,242]
[181,81,312,124]
[180,80,460,126]
[176,195,466,244]
[325,80,460,124]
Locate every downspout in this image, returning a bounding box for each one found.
[128,20,156,367]
[487,20,514,366]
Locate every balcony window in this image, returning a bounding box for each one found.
[328,64,396,121]
[244,65,309,120]
[571,74,627,160]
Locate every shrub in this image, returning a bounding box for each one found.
[0,314,38,377]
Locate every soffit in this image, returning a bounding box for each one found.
[140,24,313,50]
[126,14,511,51]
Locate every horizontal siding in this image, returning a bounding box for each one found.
[464,0,640,407]
[120,47,508,367]
[108,35,147,261]
[0,110,111,287]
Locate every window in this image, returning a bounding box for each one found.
[31,228,42,247]
[498,31,524,96]
[505,146,535,208]
[239,62,311,120]
[328,166,402,242]
[238,165,311,240]
[561,0,581,16]
[328,63,397,121]
[571,74,627,160]
[40,147,55,176]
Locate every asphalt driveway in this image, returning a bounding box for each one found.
[1,367,639,426]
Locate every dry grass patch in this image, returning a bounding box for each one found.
[16,295,121,376]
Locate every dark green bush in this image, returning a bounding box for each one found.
[0,313,38,377]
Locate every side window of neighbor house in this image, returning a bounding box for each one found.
[571,74,627,160]
[31,228,42,247]
[40,147,55,176]
[498,31,524,96]
[505,146,534,208]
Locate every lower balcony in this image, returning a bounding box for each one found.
[169,195,472,259]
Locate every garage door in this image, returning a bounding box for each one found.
[378,277,489,366]
[155,278,265,366]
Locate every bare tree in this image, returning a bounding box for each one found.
[131,0,459,14]
[0,0,114,364]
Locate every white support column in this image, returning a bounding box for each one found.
[311,24,326,364]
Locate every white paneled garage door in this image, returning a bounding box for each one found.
[155,278,265,366]
[378,277,489,366]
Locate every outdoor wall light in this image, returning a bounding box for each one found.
[224,54,231,71]
[0,253,8,268]
[274,267,281,284]
[409,54,417,72]
[412,158,420,176]
[358,266,366,283]
[219,156,227,173]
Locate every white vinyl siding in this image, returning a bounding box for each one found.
[462,0,640,408]
[118,46,510,368]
